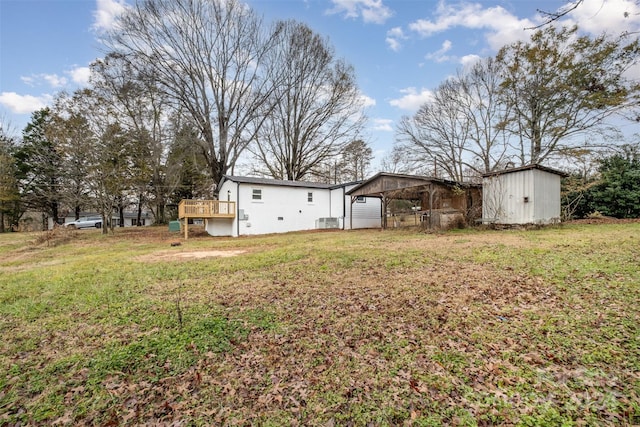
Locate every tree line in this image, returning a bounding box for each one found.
[386,24,639,220]
[0,0,373,231]
[1,0,639,231]
[391,25,639,181]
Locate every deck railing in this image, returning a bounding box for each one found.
[178,200,236,219]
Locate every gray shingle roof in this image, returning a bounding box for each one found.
[222,175,337,189]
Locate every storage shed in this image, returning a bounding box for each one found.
[482,164,568,225]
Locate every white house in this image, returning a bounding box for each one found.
[482,165,568,225]
[204,176,382,237]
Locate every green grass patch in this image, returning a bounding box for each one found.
[1,224,639,425]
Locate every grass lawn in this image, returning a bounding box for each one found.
[0,223,639,426]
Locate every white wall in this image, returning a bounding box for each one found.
[533,169,561,223]
[333,185,382,230]
[206,181,238,237]
[483,168,561,225]
[345,195,382,229]
[206,180,383,237]
[208,180,334,237]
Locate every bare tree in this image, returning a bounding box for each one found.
[458,58,511,173]
[527,0,584,29]
[250,20,365,181]
[497,25,640,165]
[379,146,429,175]
[340,139,373,182]
[105,0,280,193]
[395,57,511,182]
[91,53,174,223]
[529,0,638,30]
[395,79,471,182]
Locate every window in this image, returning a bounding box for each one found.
[307,192,313,203]
[252,188,262,201]
[131,218,145,226]
[356,196,366,203]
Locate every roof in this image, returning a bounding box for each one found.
[221,175,361,190]
[482,164,569,178]
[345,172,480,197]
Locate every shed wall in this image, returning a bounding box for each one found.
[533,169,561,223]
[483,169,562,225]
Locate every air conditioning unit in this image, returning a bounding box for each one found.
[316,217,339,229]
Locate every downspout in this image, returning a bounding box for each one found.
[429,183,434,230]
[350,195,354,230]
[236,182,240,237]
[380,193,386,230]
[342,186,346,230]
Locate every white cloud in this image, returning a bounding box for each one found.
[566,0,640,36]
[426,39,453,63]
[408,1,535,50]
[20,76,35,87]
[360,93,377,107]
[460,54,481,67]
[372,118,393,132]
[68,66,92,86]
[386,27,406,51]
[326,0,393,24]
[43,74,68,88]
[389,87,434,111]
[92,0,128,33]
[0,92,52,114]
[19,74,67,88]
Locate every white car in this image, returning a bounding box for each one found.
[65,216,102,229]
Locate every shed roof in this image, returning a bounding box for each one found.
[482,164,568,178]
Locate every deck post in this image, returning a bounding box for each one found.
[184,219,188,239]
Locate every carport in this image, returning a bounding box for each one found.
[345,173,482,230]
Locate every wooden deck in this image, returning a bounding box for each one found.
[178,200,236,238]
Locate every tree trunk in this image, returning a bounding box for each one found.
[137,193,143,226]
[119,205,125,228]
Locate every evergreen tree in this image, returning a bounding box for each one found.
[14,109,64,225]
[590,145,640,218]
[0,127,20,231]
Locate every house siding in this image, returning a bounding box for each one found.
[347,196,382,229]
[206,178,381,237]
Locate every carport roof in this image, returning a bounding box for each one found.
[345,172,479,198]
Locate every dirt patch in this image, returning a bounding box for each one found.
[137,249,247,262]
[567,217,640,225]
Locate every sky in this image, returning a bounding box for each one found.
[1,0,639,169]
